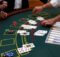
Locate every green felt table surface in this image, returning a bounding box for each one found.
[0,8,60,57]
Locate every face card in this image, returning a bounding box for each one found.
[45,27,60,45]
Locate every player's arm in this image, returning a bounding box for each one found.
[41,2,53,9]
[54,15,60,22]
[41,15,60,26]
[33,1,55,14]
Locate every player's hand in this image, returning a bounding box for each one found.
[33,6,43,14]
[0,11,8,20]
[41,19,56,26]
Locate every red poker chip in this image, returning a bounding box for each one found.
[12,21,17,26]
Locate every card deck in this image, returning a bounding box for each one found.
[45,27,60,45]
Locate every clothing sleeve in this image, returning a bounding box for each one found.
[50,0,59,7]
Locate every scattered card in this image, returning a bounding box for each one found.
[34,30,48,36]
[28,20,37,25]
[17,48,24,54]
[17,30,27,34]
[22,43,35,49]
[45,27,60,45]
[17,30,30,36]
[37,16,44,21]
[20,32,30,36]
[17,46,31,54]
[21,24,37,30]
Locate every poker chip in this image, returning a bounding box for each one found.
[4,52,14,57]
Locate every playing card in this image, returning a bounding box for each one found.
[37,16,44,21]
[34,30,48,36]
[22,46,31,52]
[21,24,37,30]
[28,20,37,25]
[22,43,35,49]
[17,47,24,54]
[20,32,30,36]
[17,30,30,36]
[17,30,27,34]
[45,27,60,45]
[17,47,31,54]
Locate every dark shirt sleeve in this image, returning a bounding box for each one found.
[22,0,29,9]
[40,0,48,3]
[4,0,15,12]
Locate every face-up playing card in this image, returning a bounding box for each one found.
[21,24,37,30]
[34,30,48,36]
[17,47,24,54]
[22,43,35,49]
[17,47,31,54]
[20,32,30,36]
[45,27,60,45]
[28,20,37,25]
[37,16,44,21]
[17,30,27,34]
[22,46,31,52]
[17,30,30,36]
